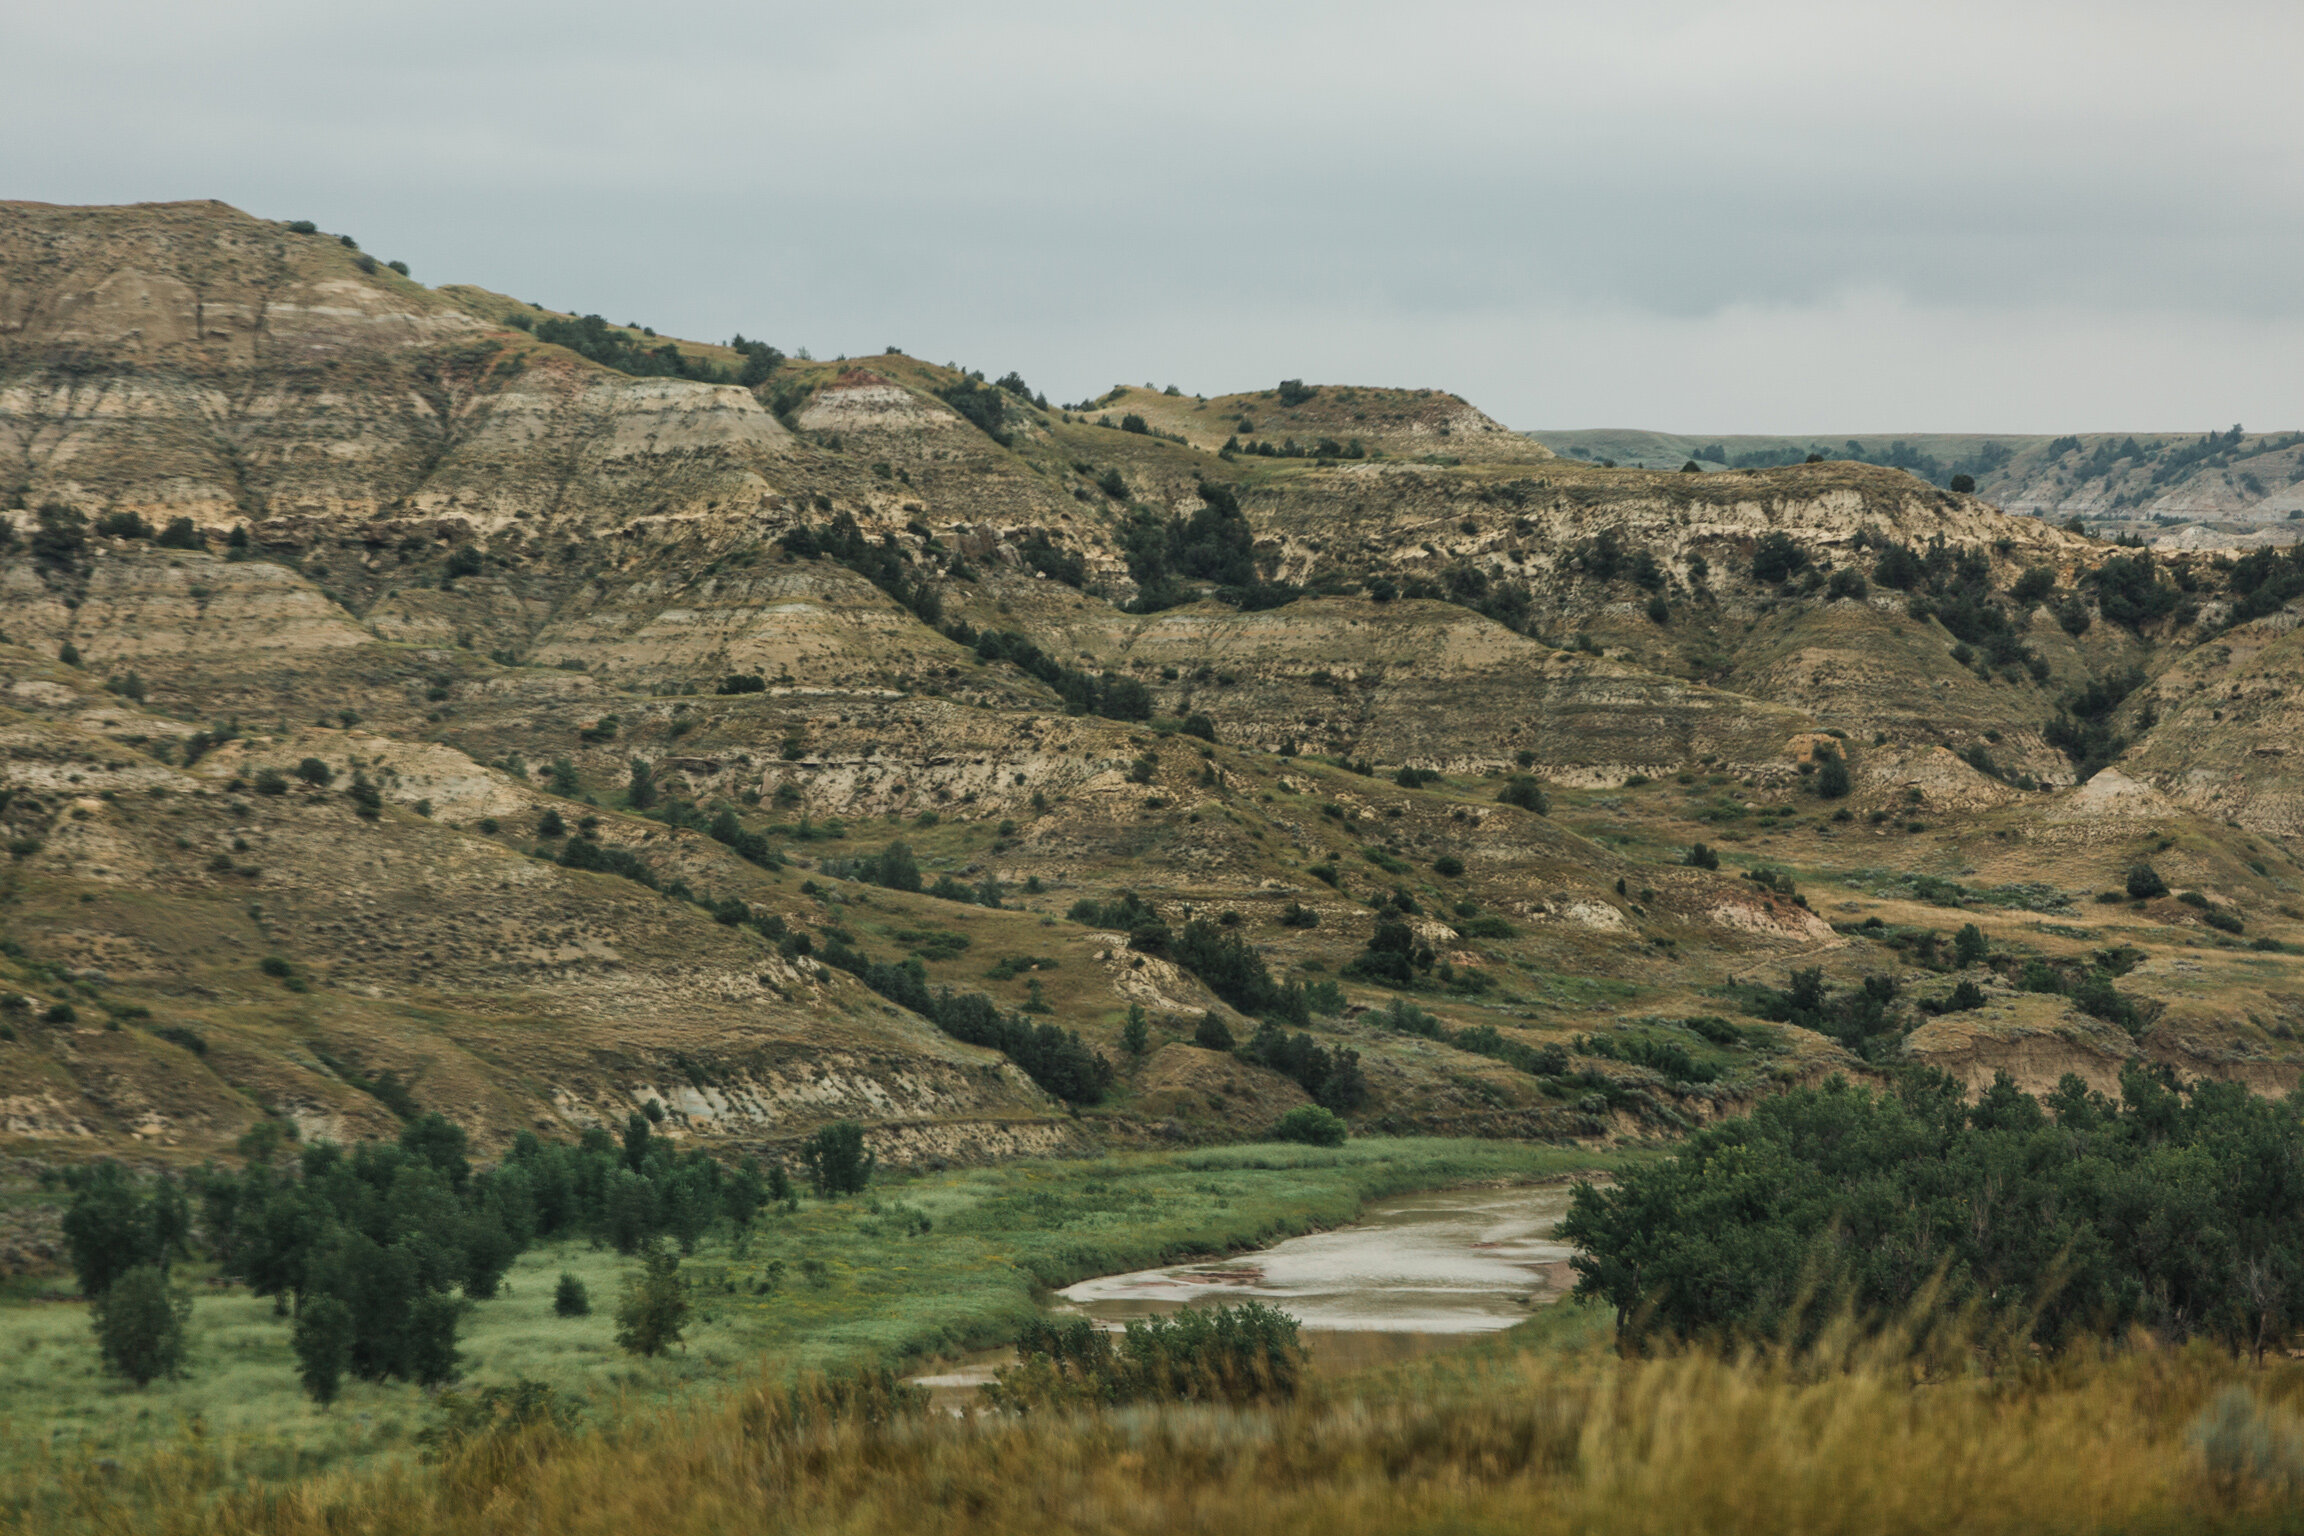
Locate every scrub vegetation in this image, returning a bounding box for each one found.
[18,1294,2304,1536]
[0,1135,1605,1526]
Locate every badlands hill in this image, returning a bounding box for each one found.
[1529,427,2304,540]
[3,198,2303,1214]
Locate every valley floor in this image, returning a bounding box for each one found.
[24,1276,2304,1536]
[0,1138,1614,1529]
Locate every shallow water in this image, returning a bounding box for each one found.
[908,1184,1580,1405]
[1057,1184,1579,1333]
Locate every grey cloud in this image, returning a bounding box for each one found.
[3,0,2298,430]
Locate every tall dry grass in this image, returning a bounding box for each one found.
[22,1311,2304,1536]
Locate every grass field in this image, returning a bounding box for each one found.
[0,1137,1619,1527]
[32,1298,2304,1536]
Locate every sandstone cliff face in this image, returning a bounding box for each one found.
[1522,428,2304,531]
[1,201,799,542]
[0,199,486,366]
[2122,611,2304,836]
[951,579,1812,776]
[4,545,374,663]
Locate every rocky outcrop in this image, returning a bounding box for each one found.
[0,201,797,542]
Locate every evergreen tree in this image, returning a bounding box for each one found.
[614,1245,689,1357]
[553,1273,591,1317]
[399,1113,472,1191]
[602,1168,659,1253]
[724,1157,769,1233]
[292,1295,354,1403]
[62,1162,158,1297]
[91,1264,190,1387]
[621,1110,653,1173]
[401,1291,466,1386]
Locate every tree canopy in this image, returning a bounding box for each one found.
[1562,1066,2304,1357]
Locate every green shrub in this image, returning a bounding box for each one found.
[1496,775,1549,814]
[1751,532,1808,583]
[1815,753,1852,799]
[1271,1105,1347,1147]
[861,842,921,893]
[987,1302,1304,1410]
[2072,972,2142,1032]
[2191,1388,2304,1495]
[154,1025,206,1054]
[2019,961,2065,994]
[1942,980,1986,1012]
[554,1272,592,1317]
[2014,566,2057,604]
[1236,1024,1367,1111]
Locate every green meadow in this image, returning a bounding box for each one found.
[0,1137,1619,1521]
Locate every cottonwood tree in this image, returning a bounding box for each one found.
[798,1122,875,1197]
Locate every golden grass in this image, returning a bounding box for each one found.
[30,1308,2304,1536]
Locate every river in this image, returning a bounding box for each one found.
[909,1182,1581,1403]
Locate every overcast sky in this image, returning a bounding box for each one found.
[8,0,2301,432]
